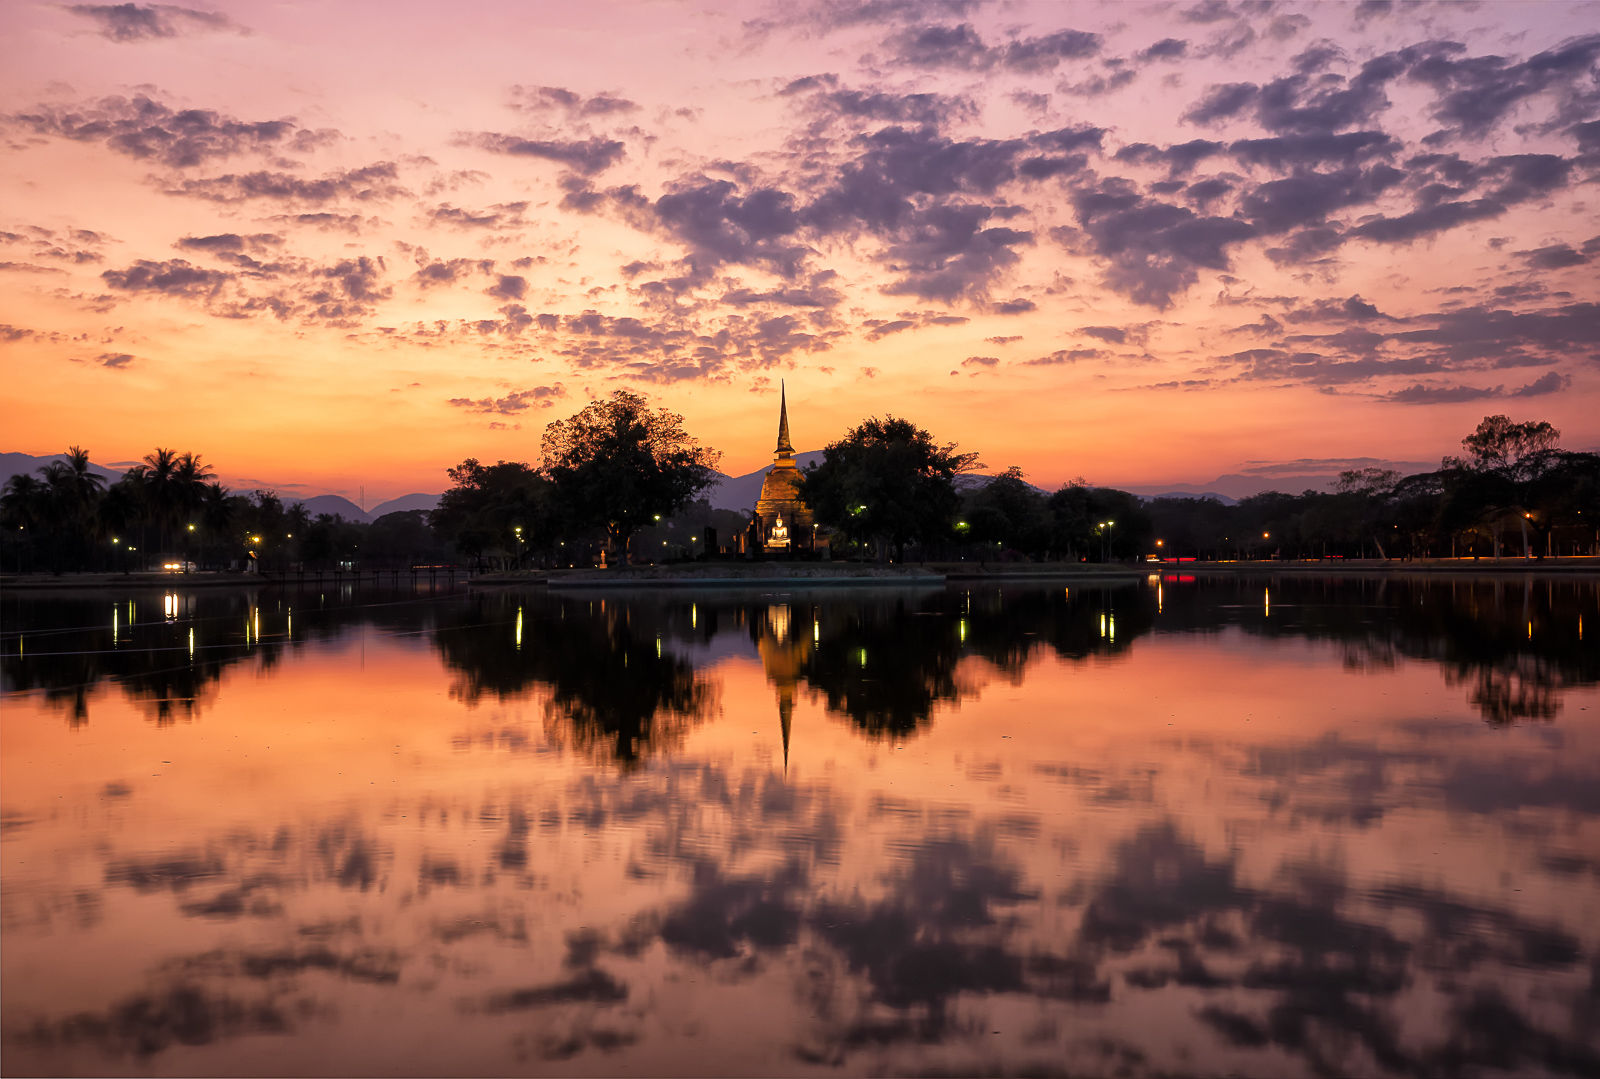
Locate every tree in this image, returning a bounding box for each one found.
[432,458,556,569]
[540,391,721,564]
[962,466,1049,555]
[1046,483,1151,561]
[0,472,47,572]
[1334,467,1401,559]
[1443,416,1565,558]
[127,448,214,552]
[801,415,977,561]
[1450,415,1560,482]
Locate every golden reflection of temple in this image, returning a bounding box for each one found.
[758,603,812,771]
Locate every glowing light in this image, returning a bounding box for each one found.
[958,618,967,643]
[691,603,697,629]
[515,606,523,650]
[858,647,867,668]
[163,592,178,620]
[1264,587,1270,618]
[186,523,195,532]
[812,619,820,643]
[112,606,119,644]
[188,627,195,659]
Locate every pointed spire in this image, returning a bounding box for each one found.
[775,380,794,457]
[779,687,793,774]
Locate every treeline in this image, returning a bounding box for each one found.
[0,390,724,575]
[948,416,1598,562]
[795,413,1598,562]
[5,409,1596,575]
[0,446,453,574]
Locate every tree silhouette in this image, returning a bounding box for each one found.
[432,459,557,569]
[802,415,977,561]
[541,391,720,564]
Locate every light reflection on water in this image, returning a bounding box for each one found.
[2,575,1599,1077]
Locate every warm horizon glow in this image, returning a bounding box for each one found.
[1,0,1597,502]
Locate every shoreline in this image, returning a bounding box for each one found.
[3,556,1596,592]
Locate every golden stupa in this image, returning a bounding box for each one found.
[754,382,816,550]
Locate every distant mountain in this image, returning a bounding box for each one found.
[3,450,445,517]
[955,471,1049,495]
[1140,490,1239,505]
[702,451,824,513]
[2,451,120,488]
[370,492,439,518]
[290,494,368,522]
[702,456,1059,514]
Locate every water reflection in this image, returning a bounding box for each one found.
[1154,574,1600,726]
[1,584,458,726]
[3,575,1599,1075]
[6,576,1598,736]
[433,594,715,765]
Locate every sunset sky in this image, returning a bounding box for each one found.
[1,0,1596,501]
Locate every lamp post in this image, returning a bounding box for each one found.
[1097,519,1115,562]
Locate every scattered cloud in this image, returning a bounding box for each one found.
[8,93,323,168]
[65,3,245,42]
[163,162,408,203]
[461,133,626,175]
[448,385,566,414]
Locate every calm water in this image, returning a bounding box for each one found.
[2,575,1598,1078]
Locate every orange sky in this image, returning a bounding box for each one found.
[1,0,1597,500]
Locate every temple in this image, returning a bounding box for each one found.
[753,382,817,552]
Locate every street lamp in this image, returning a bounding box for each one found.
[1097,519,1116,561]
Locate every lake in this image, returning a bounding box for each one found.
[3,574,1598,1077]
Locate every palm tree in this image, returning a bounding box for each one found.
[50,447,108,556]
[100,476,144,572]
[1,473,47,572]
[199,481,234,568]
[134,448,214,554]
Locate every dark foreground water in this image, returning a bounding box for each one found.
[2,574,1598,1078]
